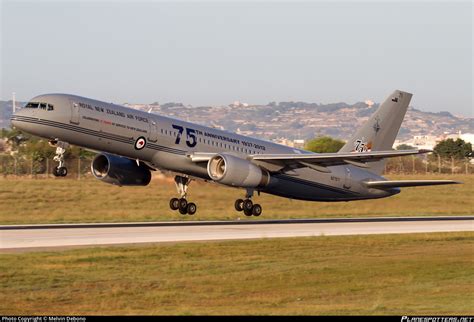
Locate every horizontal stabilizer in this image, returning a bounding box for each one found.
[364,180,461,189]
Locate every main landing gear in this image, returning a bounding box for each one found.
[169,175,197,215]
[49,140,69,177]
[234,189,262,217]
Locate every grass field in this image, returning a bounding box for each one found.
[0,232,473,315]
[0,174,472,224]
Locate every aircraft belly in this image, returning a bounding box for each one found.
[264,175,355,201]
[263,166,395,201]
[152,151,208,178]
[261,166,359,201]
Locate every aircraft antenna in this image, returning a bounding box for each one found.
[12,92,16,114]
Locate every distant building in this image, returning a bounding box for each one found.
[461,133,474,145]
[441,131,474,145]
[394,131,474,151]
[230,101,249,108]
[293,139,305,149]
[273,137,306,149]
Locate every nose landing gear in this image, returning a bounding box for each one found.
[169,175,197,215]
[49,140,69,177]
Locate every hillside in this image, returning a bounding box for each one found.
[130,101,473,141]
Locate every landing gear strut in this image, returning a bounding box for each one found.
[234,189,262,217]
[169,175,197,215]
[50,140,69,177]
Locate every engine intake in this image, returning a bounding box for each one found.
[207,153,269,188]
[91,153,151,186]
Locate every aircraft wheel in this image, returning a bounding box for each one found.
[169,198,179,210]
[178,198,188,215]
[58,167,68,177]
[243,199,253,212]
[187,203,197,215]
[52,167,60,177]
[252,204,262,217]
[178,198,188,209]
[243,208,253,216]
[234,199,244,212]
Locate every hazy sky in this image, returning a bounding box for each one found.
[1,1,472,116]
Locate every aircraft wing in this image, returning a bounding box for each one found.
[364,180,461,189]
[249,149,431,171]
[187,149,431,173]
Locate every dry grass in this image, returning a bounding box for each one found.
[0,232,473,315]
[0,174,472,224]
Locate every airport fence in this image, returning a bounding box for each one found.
[0,154,472,178]
[383,155,473,175]
[0,155,94,179]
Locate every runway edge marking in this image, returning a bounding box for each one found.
[1,216,473,230]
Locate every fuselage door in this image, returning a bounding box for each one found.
[70,100,80,124]
[149,120,158,142]
[343,167,352,189]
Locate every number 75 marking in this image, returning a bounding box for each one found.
[172,124,197,148]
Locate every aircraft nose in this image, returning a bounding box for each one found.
[10,108,28,129]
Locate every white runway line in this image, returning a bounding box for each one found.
[1,219,473,250]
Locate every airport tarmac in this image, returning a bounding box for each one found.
[1,216,473,251]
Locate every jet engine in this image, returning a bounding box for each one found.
[91,153,151,186]
[207,153,269,188]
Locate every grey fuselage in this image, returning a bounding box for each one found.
[11,94,396,201]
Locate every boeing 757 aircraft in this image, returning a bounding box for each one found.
[11,90,458,216]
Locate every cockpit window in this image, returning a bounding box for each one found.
[24,102,54,111]
[25,102,39,109]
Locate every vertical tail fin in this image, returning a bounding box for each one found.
[339,90,413,174]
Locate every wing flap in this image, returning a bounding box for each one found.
[364,180,461,189]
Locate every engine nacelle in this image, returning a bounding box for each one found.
[207,153,269,188]
[91,153,151,186]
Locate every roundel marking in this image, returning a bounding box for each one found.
[135,136,146,150]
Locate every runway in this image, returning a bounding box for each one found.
[1,216,473,251]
